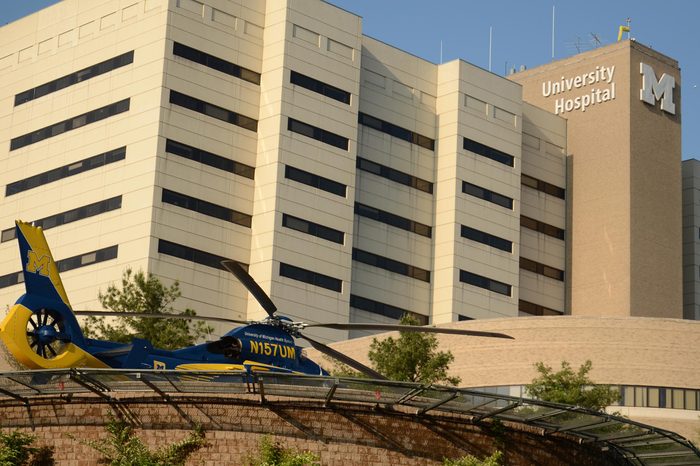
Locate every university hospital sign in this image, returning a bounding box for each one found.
[541,62,675,116]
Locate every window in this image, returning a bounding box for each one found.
[15,51,134,106]
[284,165,346,197]
[350,294,428,324]
[520,257,565,281]
[169,90,257,132]
[173,42,260,84]
[459,270,511,296]
[462,181,513,209]
[1,197,122,243]
[158,239,235,271]
[352,248,430,282]
[5,147,126,196]
[287,118,348,150]
[358,112,434,150]
[463,137,514,167]
[519,300,563,316]
[10,100,130,151]
[282,213,344,244]
[355,203,431,237]
[279,263,342,292]
[356,157,433,194]
[162,189,251,227]
[461,225,512,252]
[521,174,565,199]
[290,70,350,104]
[520,216,565,240]
[165,139,254,179]
[458,314,473,321]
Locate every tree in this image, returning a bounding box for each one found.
[0,430,54,466]
[367,314,461,386]
[246,436,318,466]
[82,268,213,350]
[525,360,619,411]
[443,451,503,466]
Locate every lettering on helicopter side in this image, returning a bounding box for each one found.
[249,340,296,359]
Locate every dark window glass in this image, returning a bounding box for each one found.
[520,216,565,240]
[173,42,260,85]
[169,90,258,132]
[10,100,130,151]
[350,294,428,324]
[352,248,430,282]
[290,70,350,104]
[284,165,346,197]
[458,314,473,321]
[158,239,235,271]
[358,112,434,150]
[463,137,514,167]
[287,118,348,150]
[356,157,433,194]
[462,181,513,209]
[520,257,565,281]
[279,262,342,292]
[521,174,565,199]
[282,213,344,244]
[355,203,431,237]
[165,139,254,179]
[519,300,563,316]
[5,147,126,196]
[14,51,134,106]
[460,270,511,296]
[162,189,251,227]
[461,225,512,253]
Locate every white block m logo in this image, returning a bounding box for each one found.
[640,62,675,115]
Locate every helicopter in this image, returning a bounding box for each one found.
[0,220,513,380]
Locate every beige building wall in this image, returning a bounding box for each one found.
[682,159,700,320]
[510,41,682,318]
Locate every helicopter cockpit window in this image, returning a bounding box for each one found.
[224,338,243,359]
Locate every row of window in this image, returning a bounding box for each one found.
[522,174,565,199]
[158,239,233,271]
[462,181,513,210]
[279,262,342,292]
[355,203,431,237]
[282,213,344,244]
[173,42,260,85]
[518,299,563,316]
[0,245,118,290]
[520,257,565,281]
[165,139,254,179]
[356,157,433,194]
[461,225,512,253]
[287,118,348,150]
[358,113,434,150]
[352,248,430,282]
[290,70,350,104]
[15,51,134,106]
[162,189,251,228]
[463,137,514,167]
[169,90,258,132]
[1,197,122,243]
[459,270,512,296]
[10,99,130,151]
[285,165,347,197]
[350,294,428,325]
[521,215,565,240]
[6,147,126,196]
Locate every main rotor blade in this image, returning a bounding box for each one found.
[221,260,277,318]
[304,323,514,339]
[299,332,387,380]
[74,310,248,325]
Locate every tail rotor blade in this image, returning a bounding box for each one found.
[299,332,387,380]
[221,260,277,318]
[304,323,514,339]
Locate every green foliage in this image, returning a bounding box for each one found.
[368,315,461,386]
[78,415,207,466]
[0,430,54,466]
[82,268,213,350]
[525,360,619,411]
[246,436,319,466]
[443,451,503,466]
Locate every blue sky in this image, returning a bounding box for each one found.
[3,0,698,159]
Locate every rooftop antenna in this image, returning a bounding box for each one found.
[440,40,443,64]
[590,33,602,47]
[617,18,631,41]
[488,26,493,72]
[551,5,555,60]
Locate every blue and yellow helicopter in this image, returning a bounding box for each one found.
[0,221,512,379]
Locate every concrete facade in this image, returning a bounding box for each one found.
[682,159,700,320]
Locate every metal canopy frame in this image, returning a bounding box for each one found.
[0,368,697,466]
